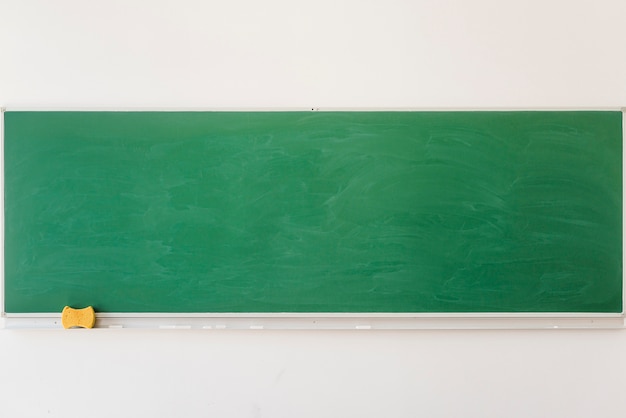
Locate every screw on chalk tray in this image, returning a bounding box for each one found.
[61,306,96,329]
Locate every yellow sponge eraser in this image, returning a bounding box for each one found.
[61,306,96,329]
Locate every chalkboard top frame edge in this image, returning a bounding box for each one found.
[2,106,625,112]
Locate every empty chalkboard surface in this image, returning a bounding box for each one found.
[3,111,623,315]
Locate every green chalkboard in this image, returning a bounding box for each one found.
[3,111,623,314]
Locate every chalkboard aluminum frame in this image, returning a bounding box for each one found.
[1,107,624,330]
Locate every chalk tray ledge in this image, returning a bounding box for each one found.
[2,312,624,330]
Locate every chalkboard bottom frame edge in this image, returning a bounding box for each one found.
[2,312,624,330]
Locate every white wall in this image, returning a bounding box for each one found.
[1,1,625,417]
